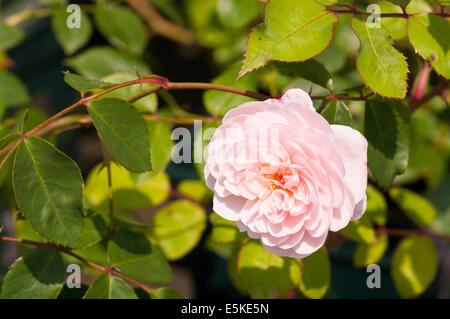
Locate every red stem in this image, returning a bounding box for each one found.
[0,235,152,294]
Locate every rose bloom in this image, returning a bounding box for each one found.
[204,89,368,259]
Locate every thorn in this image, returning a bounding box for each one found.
[135,67,143,91]
[80,93,88,106]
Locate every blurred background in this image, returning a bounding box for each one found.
[0,0,448,298]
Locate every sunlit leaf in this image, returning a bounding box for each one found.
[379,1,407,40]
[240,0,337,77]
[407,14,450,78]
[150,287,184,299]
[85,163,170,212]
[366,185,387,226]
[150,200,207,261]
[389,187,437,227]
[340,214,375,244]
[354,233,388,268]
[391,236,438,298]
[298,247,330,299]
[237,240,301,298]
[209,213,246,244]
[176,180,213,203]
[352,17,408,98]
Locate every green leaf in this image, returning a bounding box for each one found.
[83,273,138,299]
[227,244,248,295]
[366,185,387,226]
[76,209,109,248]
[321,100,352,126]
[100,72,158,113]
[0,21,25,51]
[51,10,93,55]
[85,163,169,212]
[63,71,112,93]
[237,240,301,298]
[114,212,148,233]
[94,5,147,55]
[15,219,44,242]
[298,247,330,299]
[204,65,258,116]
[351,17,408,98]
[389,187,437,227]
[274,59,332,89]
[88,98,151,173]
[13,136,84,246]
[150,200,207,261]
[364,99,409,188]
[379,1,407,40]
[354,233,388,268]
[405,0,432,15]
[407,14,450,79]
[209,213,246,244]
[150,287,184,299]
[0,249,65,299]
[72,242,108,270]
[147,121,172,176]
[67,46,150,79]
[216,0,261,29]
[117,171,170,210]
[177,180,213,203]
[339,214,375,244]
[391,236,438,298]
[108,231,172,285]
[0,70,30,108]
[240,0,337,77]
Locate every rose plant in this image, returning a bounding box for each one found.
[0,0,448,299]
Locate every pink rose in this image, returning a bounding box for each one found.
[204,89,368,259]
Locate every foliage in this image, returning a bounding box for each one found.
[0,0,448,300]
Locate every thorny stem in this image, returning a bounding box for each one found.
[0,75,445,169]
[0,138,21,171]
[0,235,153,294]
